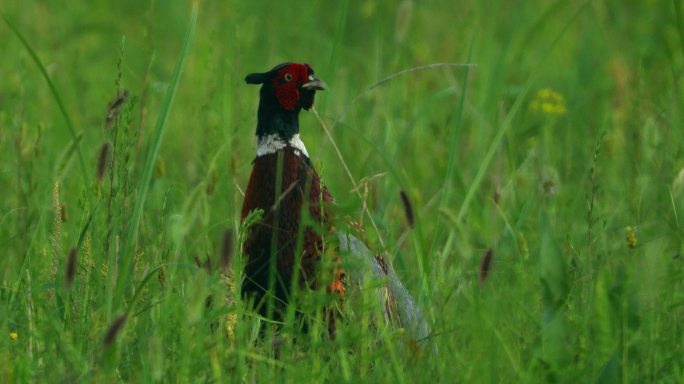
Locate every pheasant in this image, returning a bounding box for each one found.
[240,62,429,341]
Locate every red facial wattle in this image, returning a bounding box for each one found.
[272,64,313,111]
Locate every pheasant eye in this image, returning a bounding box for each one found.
[283,73,293,82]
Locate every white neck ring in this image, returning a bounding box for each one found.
[256,133,309,158]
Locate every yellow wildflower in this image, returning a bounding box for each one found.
[626,226,637,249]
[530,88,567,116]
[9,332,18,341]
[361,0,376,18]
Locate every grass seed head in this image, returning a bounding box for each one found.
[399,190,414,228]
[220,229,234,271]
[60,204,68,223]
[96,141,112,181]
[206,163,219,195]
[66,247,77,289]
[104,313,128,347]
[194,255,212,272]
[479,248,494,283]
[105,90,130,127]
[158,266,166,286]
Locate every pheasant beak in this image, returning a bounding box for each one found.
[302,75,327,91]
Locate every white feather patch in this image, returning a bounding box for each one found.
[256,133,309,158]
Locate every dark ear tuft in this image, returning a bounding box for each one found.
[245,72,268,84]
[245,63,293,85]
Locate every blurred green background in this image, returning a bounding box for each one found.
[1,0,683,382]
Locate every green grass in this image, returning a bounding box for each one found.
[1,0,683,382]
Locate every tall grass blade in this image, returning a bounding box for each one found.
[673,0,684,57]
[111,3,198,313]
[2,14,90,184]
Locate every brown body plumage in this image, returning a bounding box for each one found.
[241,147,340,316]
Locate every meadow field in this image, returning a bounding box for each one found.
[1,1,683,382]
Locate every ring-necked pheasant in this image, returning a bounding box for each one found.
[240,62,429,341]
